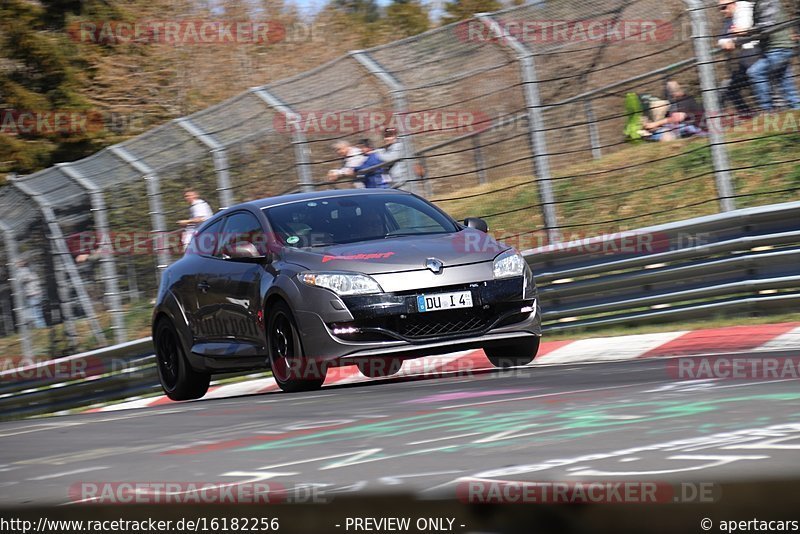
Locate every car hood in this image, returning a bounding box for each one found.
[281,229,510,274]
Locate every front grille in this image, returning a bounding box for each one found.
[331,309,497,342]
[398,312,488,339]
[332,278,532,343]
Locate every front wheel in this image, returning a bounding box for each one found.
[267,301,326,392]
[484,336,540,368]
[154,318,210,400]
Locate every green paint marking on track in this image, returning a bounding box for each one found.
[240,393,800,453]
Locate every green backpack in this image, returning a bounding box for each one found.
[624,92,645,141]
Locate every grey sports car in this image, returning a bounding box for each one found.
[152,189,541,399]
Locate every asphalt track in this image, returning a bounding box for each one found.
[1,346,799,507]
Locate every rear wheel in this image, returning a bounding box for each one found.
[267,301,326,392]
[484,336,540,368]
[154,318,210,400]
[357,358,403,378]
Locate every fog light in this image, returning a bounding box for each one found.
[520,305,534,313]
[333,326,360,335]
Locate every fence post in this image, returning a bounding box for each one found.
[584,98,602,159]
[175,118,235,208]
[0,220,33,358]
[58,163,127,345]
[476,14,561,243]
[472,135,489,185]
[9,177,107,348]
[251,88,314,193]
[350,51,426,196]
[684,0,736,212]
[109,146,172,276]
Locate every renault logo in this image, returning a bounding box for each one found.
[425,257,444,274]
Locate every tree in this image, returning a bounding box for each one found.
[440,0,502,25]
[384,0,430,38]
[332,0,381,24]
[0,0,120,177]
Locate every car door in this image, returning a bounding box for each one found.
[176,217,224,342]
[206,210,267,350]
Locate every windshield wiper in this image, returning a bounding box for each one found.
[384,232,446,238]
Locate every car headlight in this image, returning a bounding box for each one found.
[298,272,383,296]
[493,250,526,279]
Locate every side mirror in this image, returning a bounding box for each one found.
[225,242,270,262]
[464,217,488,233]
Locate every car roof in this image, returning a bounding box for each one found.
[196,188,419,233]
[237,188,413,210]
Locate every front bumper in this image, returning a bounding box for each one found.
[293,277,541,363]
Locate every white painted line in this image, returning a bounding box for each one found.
[27,466,108,481]
[0,422,84,438]
[379,470,463,485]
[406,432,483,446]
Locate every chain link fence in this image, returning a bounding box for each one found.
[2,0,798,359]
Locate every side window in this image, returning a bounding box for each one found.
[218,211,267,257]
[187,218,223,257]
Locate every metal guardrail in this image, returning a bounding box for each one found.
[526,200,800,331]
[1,201,798,419]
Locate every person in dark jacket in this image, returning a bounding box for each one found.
[717,0,760,115]
[739,0,800,111]
[353,139,390,189]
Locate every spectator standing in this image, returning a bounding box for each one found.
[16,259,46,329]
[741,0,800,111]
[353,142,391,189]
[178,189,213,249]
[718,0,760,116]
[374,127,406,187]
[327,140,366,188]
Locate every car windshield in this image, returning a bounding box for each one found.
[263,193,459,247]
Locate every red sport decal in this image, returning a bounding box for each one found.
[321,252,396,263]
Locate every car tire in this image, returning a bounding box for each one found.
[267,301,326,392]
[357,358,403,378]
[484,336,541,368]
[154,318,211,401]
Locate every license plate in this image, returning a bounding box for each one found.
[417,291,473,312]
